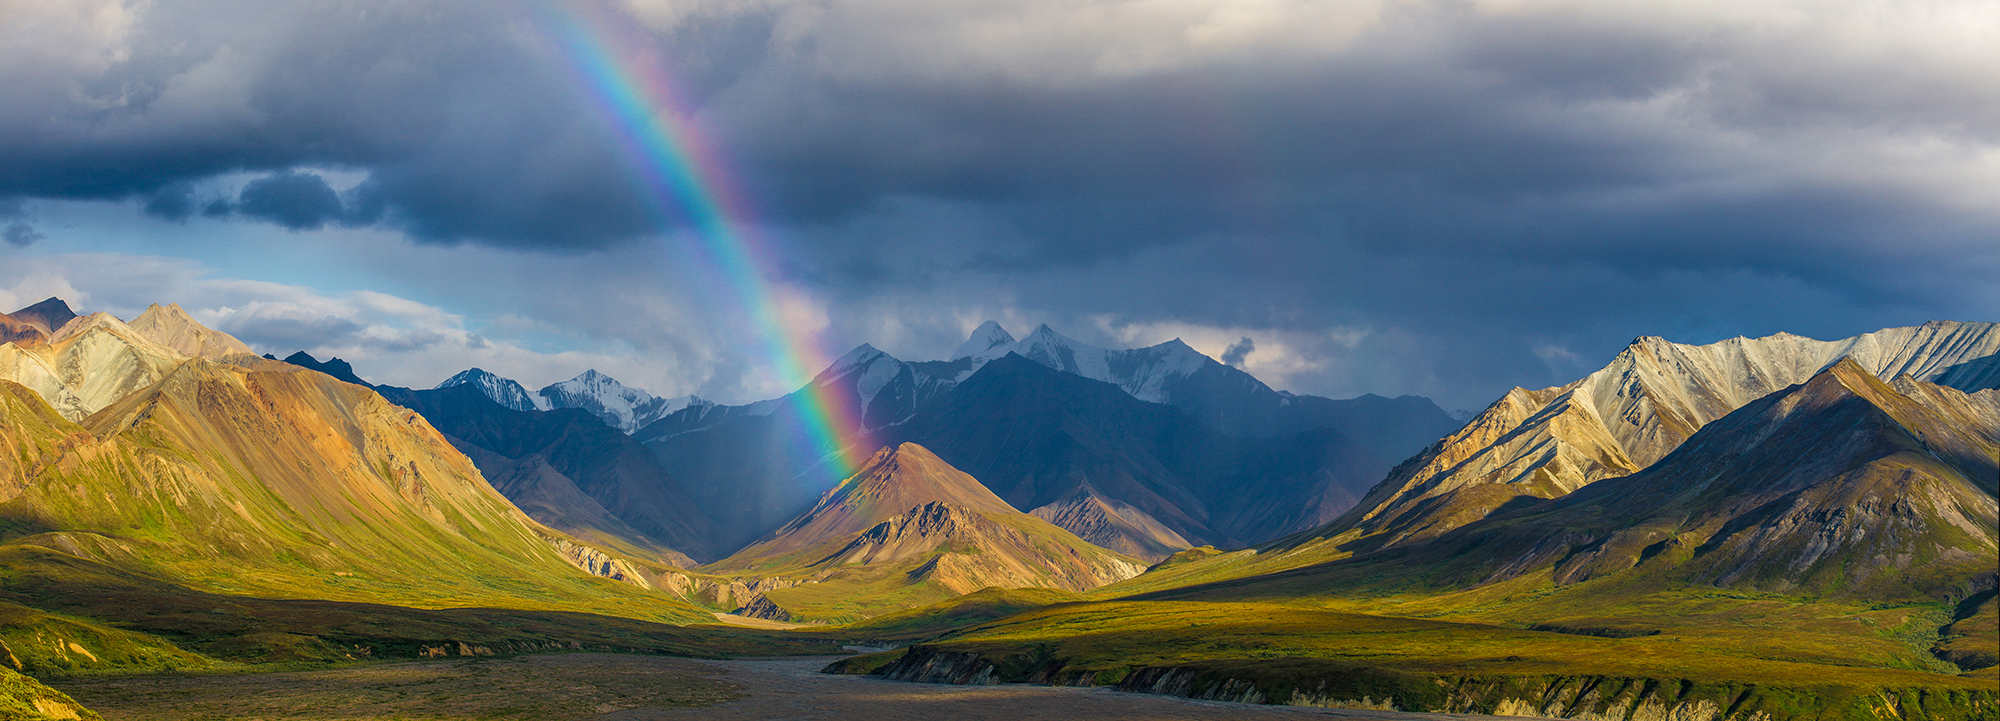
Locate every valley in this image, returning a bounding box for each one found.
[0,298,1992,720]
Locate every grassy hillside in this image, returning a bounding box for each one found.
[0,363,712,625]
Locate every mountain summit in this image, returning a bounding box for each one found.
[704,443,1144,622]
[437,367,541,412]
[536,370,693,433]
[126,303,255,358]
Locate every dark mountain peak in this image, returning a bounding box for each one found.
[279,351,371,387]
[9,296,77,334]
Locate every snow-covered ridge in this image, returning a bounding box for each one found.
[436,368,545,412]
[951,322,1216,403]
[430,367,698,434]
[536,369,695,434]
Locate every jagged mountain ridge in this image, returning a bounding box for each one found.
[0,311,190,421]
[437,367,541,412]
[536,370,694,434]
[1306,321,2000,556]
[275,351,373,387]
[1247,360,2000,604]
[702,443,1144,622]
[376,384,720,564]
[631,322,1457,558]
[643,352,1394,560]
[640,323,1459,462]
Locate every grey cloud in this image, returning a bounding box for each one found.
[1,0,1994,411]
[216,314,367,352]
[234,171,348,230]
[1,200,44,247]
[3,222,42,247]
[1221,337,1255,368]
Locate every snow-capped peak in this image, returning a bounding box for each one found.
[537,370,692,434]
[436,367,543,412]
[820,344,889,385]
[952,321,1017,360]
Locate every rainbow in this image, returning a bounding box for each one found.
[533,2,871,484]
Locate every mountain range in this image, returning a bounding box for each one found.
[4,293,1994,719]
[0,298,711,630]
[1139,357,1998,625]
[1296,321,2000,559]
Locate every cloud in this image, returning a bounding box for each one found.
[229,171,348,230]
[1,199,44,247]
[1221,337,1255,368]
[3,222,44,247]
[0,0,1994,412]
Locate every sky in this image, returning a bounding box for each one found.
[1,0,1995,412]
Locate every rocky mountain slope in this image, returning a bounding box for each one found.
[700,443,1144,621]
[0,310,190,421]
[1304,321,2000,556]
[1188,360,1998,614]
[123,303,254,359]
[377,383,719,565]
[640,323,1459,465]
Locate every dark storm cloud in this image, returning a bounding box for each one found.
[1,0,1993,409]
[232,171,347,230]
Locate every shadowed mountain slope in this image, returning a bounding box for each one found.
[6,298,76,338]
[888,354,1388,554]
[642,353,1390,561]
[376,384,719,565]
[700,443,1143,622]
[1299,321,2000,558]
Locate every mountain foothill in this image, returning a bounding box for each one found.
[1,295,1995,720]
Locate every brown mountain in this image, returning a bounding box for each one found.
[0,311,185,421]
[1167,360,1998,613]
[702,443,1144,622]
[1300,321,2000,557]
[0,303,705,626]
[0,355,695,620]
[124,303,255,358]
